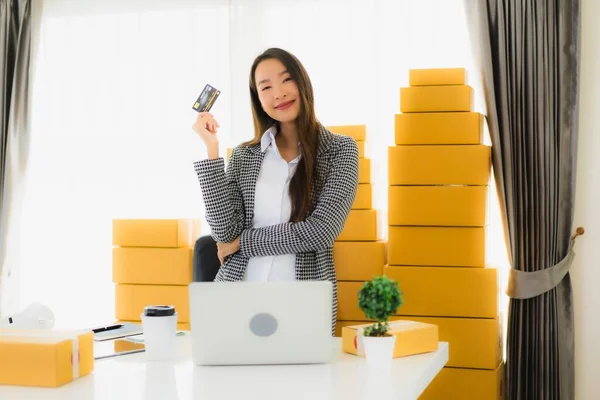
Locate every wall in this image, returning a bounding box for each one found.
[572,0,600,398]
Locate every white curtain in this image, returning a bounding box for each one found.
[5,0,506,329]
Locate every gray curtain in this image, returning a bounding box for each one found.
[465,0,581,399]
[0,0,32,312]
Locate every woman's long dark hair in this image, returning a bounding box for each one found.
[246,48,319,222]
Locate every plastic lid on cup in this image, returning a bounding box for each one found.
[143,305,176,317]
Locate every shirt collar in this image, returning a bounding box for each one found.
[260,125,301,164]
[260,125,278,153]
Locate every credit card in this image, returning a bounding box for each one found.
[192,84,221,112]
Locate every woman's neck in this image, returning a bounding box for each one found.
[276,121,299,161]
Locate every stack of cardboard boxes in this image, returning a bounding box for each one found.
[384,68,504,399]
[324,125,385,335]
[112,219,200,330]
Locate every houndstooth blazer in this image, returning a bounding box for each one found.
[193,124,359,335]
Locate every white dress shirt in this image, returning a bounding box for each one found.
[242,126,300,282]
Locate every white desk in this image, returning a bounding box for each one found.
[0,335,448,400]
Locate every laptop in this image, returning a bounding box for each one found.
[188,281,334,366]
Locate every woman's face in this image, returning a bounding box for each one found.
[255,58,301,124]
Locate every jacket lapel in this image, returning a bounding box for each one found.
[243,144,265,227]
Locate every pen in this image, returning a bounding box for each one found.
[93,324,124,333]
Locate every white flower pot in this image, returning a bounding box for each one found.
[362,335,396,367]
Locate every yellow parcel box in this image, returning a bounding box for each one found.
[338,315,502,370]
[112,247,193,285]
[0,329,94,388]
[327,125,366,141]
[352,183,372,210]
[395,112,482,145]
[356,140,365,158]
[409,68,467,86]
[388,226,486,267]
[115,284,190,323]
[342,321,438,359]
[392,315,502,369]
[388,145,491,185]
[112,219,200,248]
[383,266,499,318]
[337,210,378,242]
[388,186,488,227]
[359,158,370,184]
[420,362,505,400]
[400,85,473,113]
[334,241,385,281]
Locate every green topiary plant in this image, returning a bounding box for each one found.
[358,275,403,337]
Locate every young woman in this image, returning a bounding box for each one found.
[192,48,359,334]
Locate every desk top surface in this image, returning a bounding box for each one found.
[0,336,448,400]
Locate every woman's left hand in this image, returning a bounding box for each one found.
[217,237,241,265]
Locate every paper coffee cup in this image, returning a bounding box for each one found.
[141,305,178,361]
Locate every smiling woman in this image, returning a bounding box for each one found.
[10,0,479,335]
[191,48,360,335]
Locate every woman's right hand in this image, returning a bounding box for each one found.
[192,112,220,147]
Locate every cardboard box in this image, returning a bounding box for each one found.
[112,219,201,248]
[337,210,378,241]
[351,184,372,210]
[420,363,505,400]
[359,158,370,184]
[394,112,482,145]
[342,321,438,358]
[388,145,491,185]
[409,68,467,86]
[388,186,488,227]
[356,140,365,158]
[334,241,385,281]
[388,226,486,267]
[337,281,370,321]
[392,315,502,369]
[0,329,94,388]
[400,85,473,112]
[327,125,366,141]
[115,284,190,323]
[383,266,499,318]
[112,247,193,285]
[337,316,503,370]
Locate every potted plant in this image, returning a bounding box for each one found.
[357,275,403,364]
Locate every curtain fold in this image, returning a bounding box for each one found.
[465,0,581,398]
[0,0,33,314]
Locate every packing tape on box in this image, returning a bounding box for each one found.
[355,320,418,356]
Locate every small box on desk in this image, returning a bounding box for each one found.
[341,321,438,358]
[112,218,201,248]
[0,329,94,388]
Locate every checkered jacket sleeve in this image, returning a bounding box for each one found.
[239,135,359,257]
[193,148,245,243]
